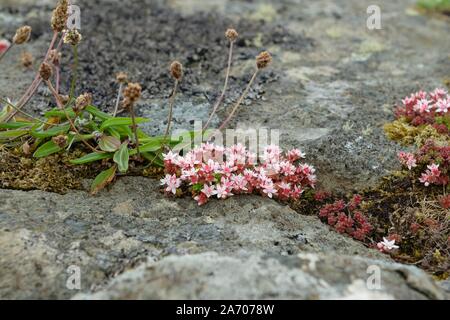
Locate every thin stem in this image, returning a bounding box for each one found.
[55,66,61,94]
[0,97,52,125]
[0,43,14,63]
[218,69,258,131]
[130,104,140,157]
[164,80,179,141]
[113,83,123,117]
[69,44,78,100]
[203,40,234,131]
[4,32,59,122]
[46,79,99,153]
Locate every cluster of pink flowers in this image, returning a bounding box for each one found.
[160,143,317,206]
[396,88,450,133]
[397,140,449,187]
[318,195,373,241]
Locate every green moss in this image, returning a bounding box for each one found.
[418,0,450,13]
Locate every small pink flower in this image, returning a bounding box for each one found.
[231,174,248,191]
[287,148,305,162]
[160,174,181,194]
[436,98,449,113]
[413,99,432,113]
[430,88,447,101]
[398,151,417,170]
[202,184,216,198]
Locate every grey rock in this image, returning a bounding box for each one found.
[0,177,447,299]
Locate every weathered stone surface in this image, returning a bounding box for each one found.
[0,177,447,299]
[1,0,449,300]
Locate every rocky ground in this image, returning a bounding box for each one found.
[0,0,449,299]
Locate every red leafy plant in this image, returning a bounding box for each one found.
[161,143,316,206]
[318,195,373,241]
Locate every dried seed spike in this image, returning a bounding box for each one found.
[225,28,238,42]
[59,94,70,105]
[49,49,61,66]
[51,0,69,32]
[52,135,68,148]
[21,51,34,68]
[63,29,82,46]
[256,51,272,69]
[74,92,92,113]
[116,72,128,83]
[122,82,142,109]
[39,62,52,80]
[13,26,32,45]
[170,61,183,80]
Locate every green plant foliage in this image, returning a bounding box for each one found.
[113,143,129,173]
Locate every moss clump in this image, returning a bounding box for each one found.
[384,119,419,146]
[0,148,100,194]
[417,0,450,14]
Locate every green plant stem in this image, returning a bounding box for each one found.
[69,44,78,101]
[163,79,179,142]
[203,40,234,131]
[113,83,123,117]
[129,104,140,157]
[218,68,258,131]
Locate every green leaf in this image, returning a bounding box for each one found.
[100,117,150,130]
[98,135,121,152]
[85,105,112,121]
[192,183,203,192]
[113,143,129,173]
[31,124,70,139]
[0,129,29,140]
[70,152,113,165]
[139,140,163,153]
[107,127,121,140]
[33,140,62,158]
[44,108,76,119]
[0,121,35,130]
[91,166,117,195]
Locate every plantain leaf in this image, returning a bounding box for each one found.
[0,121,35,130]
[141,152,164,167]
[0,129,29,140]
[91,166,117,195]
[85,105,112,121]
[44,108,76,119]
[31,124,70,139]
[33,140,62,158]
[100,117,149,130]
[98,135,121,152]
[113,143,129,173]
[70,152,113,165]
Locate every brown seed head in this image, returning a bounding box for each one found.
[51,0,69,32]
[256,51,272,69]
[225,28,238,42]
[116,72,128,83]
[49,49,61,66]
[170,61,183,80]
[59,94,70,105]
[13,26,32,45]
[52,135,68,148]
[21,52,34,68]
[63,29,82,46]
[123,82,142,108]
[39,62,52,81]
[74,93,92,113]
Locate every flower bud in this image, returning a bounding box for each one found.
[52,135,68,148]
[116,72,128,83]
[39,62,52,81]
[74,93,92,113]
[225,28,238,42]
[51,0,69,32]
[13,26,32,45]
[256,51,272,69]
[21,52,34,68]
[170,61,183,80]
[63,29,82,46]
